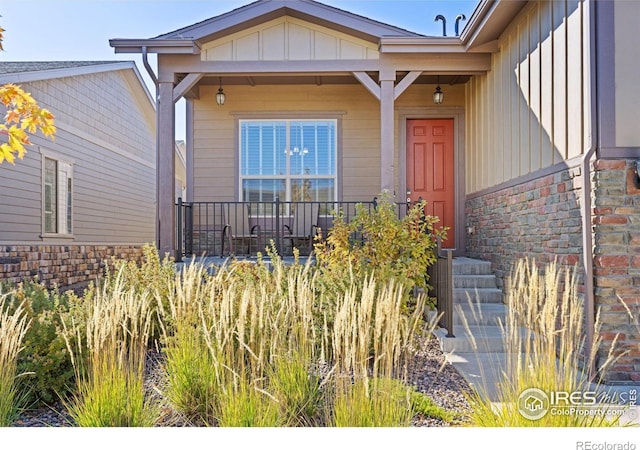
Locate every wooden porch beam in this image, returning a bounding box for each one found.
[158,55,380,79]
[352,71,380,101]
[394,71,422,100]
[173,73,204,102]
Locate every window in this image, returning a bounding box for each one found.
[43,156,73,235]
[239,119,337,203]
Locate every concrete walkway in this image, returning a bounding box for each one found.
[444,348,639,425]
[434,257,639,426]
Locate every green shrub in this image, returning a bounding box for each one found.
[1,280,85,407]
[314,194,444,302]
[409,389,453,422]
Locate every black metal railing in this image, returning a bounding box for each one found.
[176,197,412,259]
[177,197,453,335]
[427,236,454,337]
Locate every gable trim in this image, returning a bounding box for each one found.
[153,0,422,44]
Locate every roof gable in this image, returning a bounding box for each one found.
[155,0,423,45]
[202,15,380,62]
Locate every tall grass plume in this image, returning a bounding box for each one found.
[63,268,158,426]
[0,294,30,426]
[467,258,623,427]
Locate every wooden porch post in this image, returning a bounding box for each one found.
[380,70,396,193]
[157,81,176,259]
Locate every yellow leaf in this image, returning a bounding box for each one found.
[0,82,55,164]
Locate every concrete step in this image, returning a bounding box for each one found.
[453,303,507,326]
[453,274,498,289]
[452,257,493,275]
[435,325,534,353]
[435,325,507,353]
[454,287,504,304]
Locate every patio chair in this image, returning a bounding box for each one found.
[283,203,320,255]
[221,204,262,256]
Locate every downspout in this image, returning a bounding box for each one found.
[581,0,598,381]
[580,142,596,381]
[141,46,158,86]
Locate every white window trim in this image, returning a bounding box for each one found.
[40,148,74,240]
[237,118,339,202]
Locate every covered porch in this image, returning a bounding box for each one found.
[110,0,524,259]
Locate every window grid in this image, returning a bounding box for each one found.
[239,119,337,204]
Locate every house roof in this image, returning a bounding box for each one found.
[110,0,528,56]
[154,0,424,42]
[0,61,118,75]
[111,0,426,54]
[0,60,155,109]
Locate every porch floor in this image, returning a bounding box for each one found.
[177,254,314,274]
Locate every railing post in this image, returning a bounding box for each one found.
[185,202,193,256]
[445,249,454,337]
[176,197,183,262]
[275,196,281,255]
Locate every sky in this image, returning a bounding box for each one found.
[1,0,479,139]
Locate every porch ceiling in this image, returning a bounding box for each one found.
[184,73,471,87]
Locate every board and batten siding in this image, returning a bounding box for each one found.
[465,0,591,194]
[0,69,156,244]
[200,16,380,62]
[614,1,640,148]
[192,82,465,202]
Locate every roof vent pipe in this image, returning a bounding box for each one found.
[455,14,467,37]
[435,15,447,36]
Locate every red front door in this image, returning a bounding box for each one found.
[406,119,455,248]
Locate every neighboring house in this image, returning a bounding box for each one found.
[0,61,156,288]
[111,0,639,382]
[175,140,187,202]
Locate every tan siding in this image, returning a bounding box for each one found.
[0,69,155,245]
[529,5,541,172]
[193,82,466,202]
[566,0,583,159]
[465,0,590,193]
[552,0,568,160]
[540,1,554,168]
[614,1,640,146]
[509,32,520,180]
[0,146,43,241]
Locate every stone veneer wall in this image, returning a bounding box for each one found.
[466,159,640,383]
[592,160,640,383]
[0,245,146,289]
[465,164,586,288]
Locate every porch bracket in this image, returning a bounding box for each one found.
[173,73,204,102]
[394,71,422,100]
[352,71,380,101]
